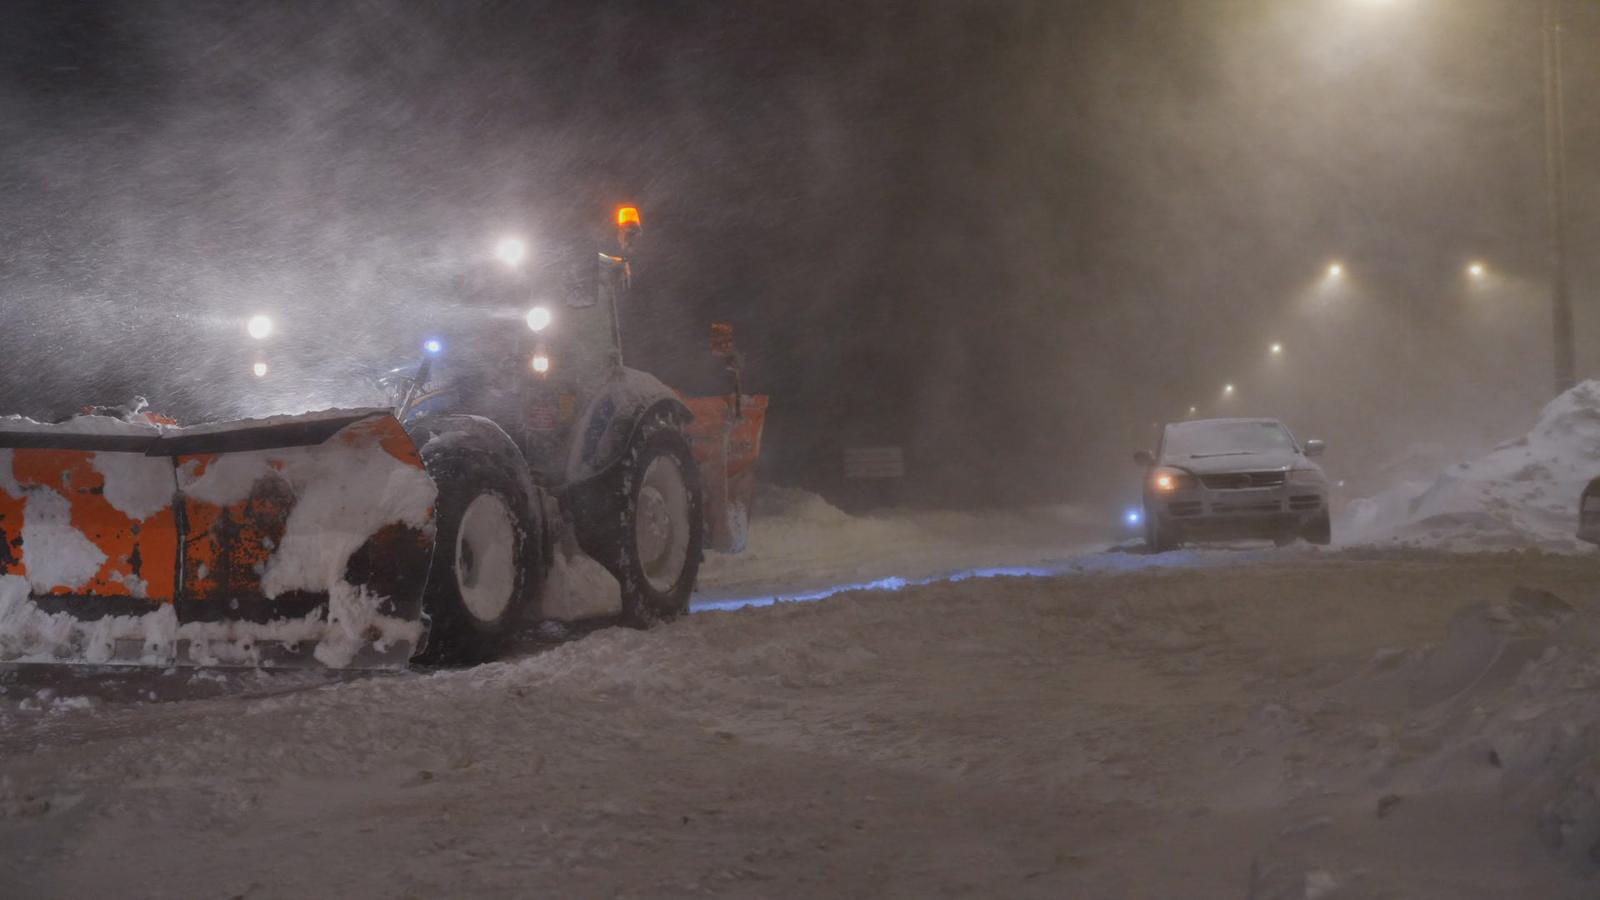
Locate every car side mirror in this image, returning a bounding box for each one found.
[1133,450,1155,466]
[1304,439,1326,457]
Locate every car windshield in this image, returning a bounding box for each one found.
[1163,421,1296,458]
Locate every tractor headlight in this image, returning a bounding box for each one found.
[495,236,528,268]
[1151,468,1196,493]
[526,306,552,332]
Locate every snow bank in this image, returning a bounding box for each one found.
[1306,585,1600,879]
[1341,380,1600,551]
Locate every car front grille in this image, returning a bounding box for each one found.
[1209,500,1282,515]
[1199,470,1287,490]
[1168,500,1203,517]
[1289,494,1323,511]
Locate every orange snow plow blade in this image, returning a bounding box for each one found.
[682,394,768,553]
[0,409,436,668]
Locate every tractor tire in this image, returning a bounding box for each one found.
[412,421,539,665]
[1303,510,1333,546]
[576,414,704,627]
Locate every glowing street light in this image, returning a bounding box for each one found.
[1270,342,1283,356]
[252,361,268,378]
[1467,261,1486,279]
[246,315,273,340]
[1188,405,1198,416]
[531,353,550,374]
[525,306,552,332]
[1326,262,1344,279]
[494,236,528,268]
[1345,0,1573,391]
[1223,383,1235,396]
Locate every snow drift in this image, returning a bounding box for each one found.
[1341,380,1600,551]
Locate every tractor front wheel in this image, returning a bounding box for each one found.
[412,421,538,665]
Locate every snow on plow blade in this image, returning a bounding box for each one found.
[0,409,436,669]
[683,394,768,553]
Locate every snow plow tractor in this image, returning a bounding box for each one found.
[0,206,767,668]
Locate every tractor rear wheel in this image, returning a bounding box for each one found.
[567,411,706,627]
[614,425,704,625]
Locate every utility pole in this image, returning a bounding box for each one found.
[1544,0,1576,394]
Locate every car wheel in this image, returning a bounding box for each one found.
[1303,510,1332,546]
[1145,513,1177,554]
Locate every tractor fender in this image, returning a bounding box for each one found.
[563,367,692,486]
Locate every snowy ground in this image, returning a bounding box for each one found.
[4,549,1600,898]
[694,486,1120,607]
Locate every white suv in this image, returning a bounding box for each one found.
[1135,418,1330,552]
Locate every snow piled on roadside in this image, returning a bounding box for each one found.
[1341,380,1600,551]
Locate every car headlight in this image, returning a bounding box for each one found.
[1288,468,1326,486]
[526,306,552,332]
[1151,468,1197,492]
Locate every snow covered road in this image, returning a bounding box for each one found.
[694,489,1122,607]
[4,549,1600,898]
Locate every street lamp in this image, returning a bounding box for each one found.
[1544,0,1575,392]
[1270,342,1284,356]
[1223,383,1235,396]
[1348,0,1574,392]
[1326,262,1343,279]
[1467,262,1486,279]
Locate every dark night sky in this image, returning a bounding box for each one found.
[2,0,1597,508]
